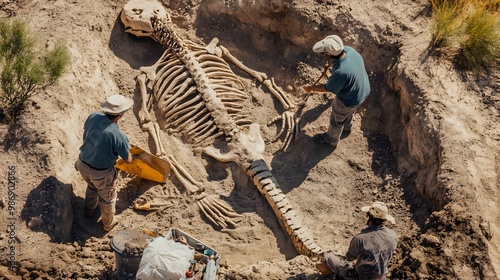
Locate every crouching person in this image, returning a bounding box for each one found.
[318,201,398,280]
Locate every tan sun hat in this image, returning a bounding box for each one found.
[101,94,133,116]
[313,35,344,56]
[361,201,396,224]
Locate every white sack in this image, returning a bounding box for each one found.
[136,237,194,280]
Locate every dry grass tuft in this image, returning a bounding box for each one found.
[431,0,500,70]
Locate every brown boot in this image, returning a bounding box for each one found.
[103,216,119,231]
[313,133,337,148]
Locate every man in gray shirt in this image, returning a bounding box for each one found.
[318,201,398,279]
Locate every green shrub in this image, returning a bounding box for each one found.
[0,19,70,123]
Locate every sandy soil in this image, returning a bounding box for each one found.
[0,0,499,279]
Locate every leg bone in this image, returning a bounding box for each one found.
[136,74,166,156]
[166,155,204,195]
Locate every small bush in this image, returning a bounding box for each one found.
[0,19,70,123]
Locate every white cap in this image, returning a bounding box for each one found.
[361,201,396,224]
[101,95,133,116]
[312,35,344,56]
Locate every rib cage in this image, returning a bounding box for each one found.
[247,159,324,259]
[150,15,252,145]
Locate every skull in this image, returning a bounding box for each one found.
[120,0,169,38]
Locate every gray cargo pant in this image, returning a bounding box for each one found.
[323,252,357,280]
[326,97,363,145]
[75,158,117,230]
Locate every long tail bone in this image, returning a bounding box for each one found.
[247,159,324,259]
[203,124,323,259]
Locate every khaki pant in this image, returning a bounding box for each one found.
[75,158,117,229]
[326,97,363,145]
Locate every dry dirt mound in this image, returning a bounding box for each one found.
[0,0,499,279]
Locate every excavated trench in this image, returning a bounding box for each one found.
[37,0,447,265]
[6,1,496,279]
[13,0,448,274]
[63,0,446,264]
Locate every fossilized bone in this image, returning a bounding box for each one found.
[121,0,322,258]
[204,124,323,258]
[122,0,297,151]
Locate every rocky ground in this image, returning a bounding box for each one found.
[0,0,499,279]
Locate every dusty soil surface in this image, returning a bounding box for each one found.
[0,0,499,279]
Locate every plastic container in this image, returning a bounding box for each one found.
[204,258,217,280]
[165,228,221,270]
[110,229,149,280]
[203,249,214,256]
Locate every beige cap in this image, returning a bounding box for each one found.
[101,95,133,116]
[361,201,396,224]
[312,35,344,56]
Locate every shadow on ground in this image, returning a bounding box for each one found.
[21,176,74,243]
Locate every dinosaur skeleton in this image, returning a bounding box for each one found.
[121,0,323,258]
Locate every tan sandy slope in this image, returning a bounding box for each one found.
[0,0,498,279]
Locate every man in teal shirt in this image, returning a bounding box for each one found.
[75,94,133,231]
[304,35,370,148]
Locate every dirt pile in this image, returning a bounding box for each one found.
[0,0,499,279]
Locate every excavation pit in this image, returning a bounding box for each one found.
[1,1,497,279]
